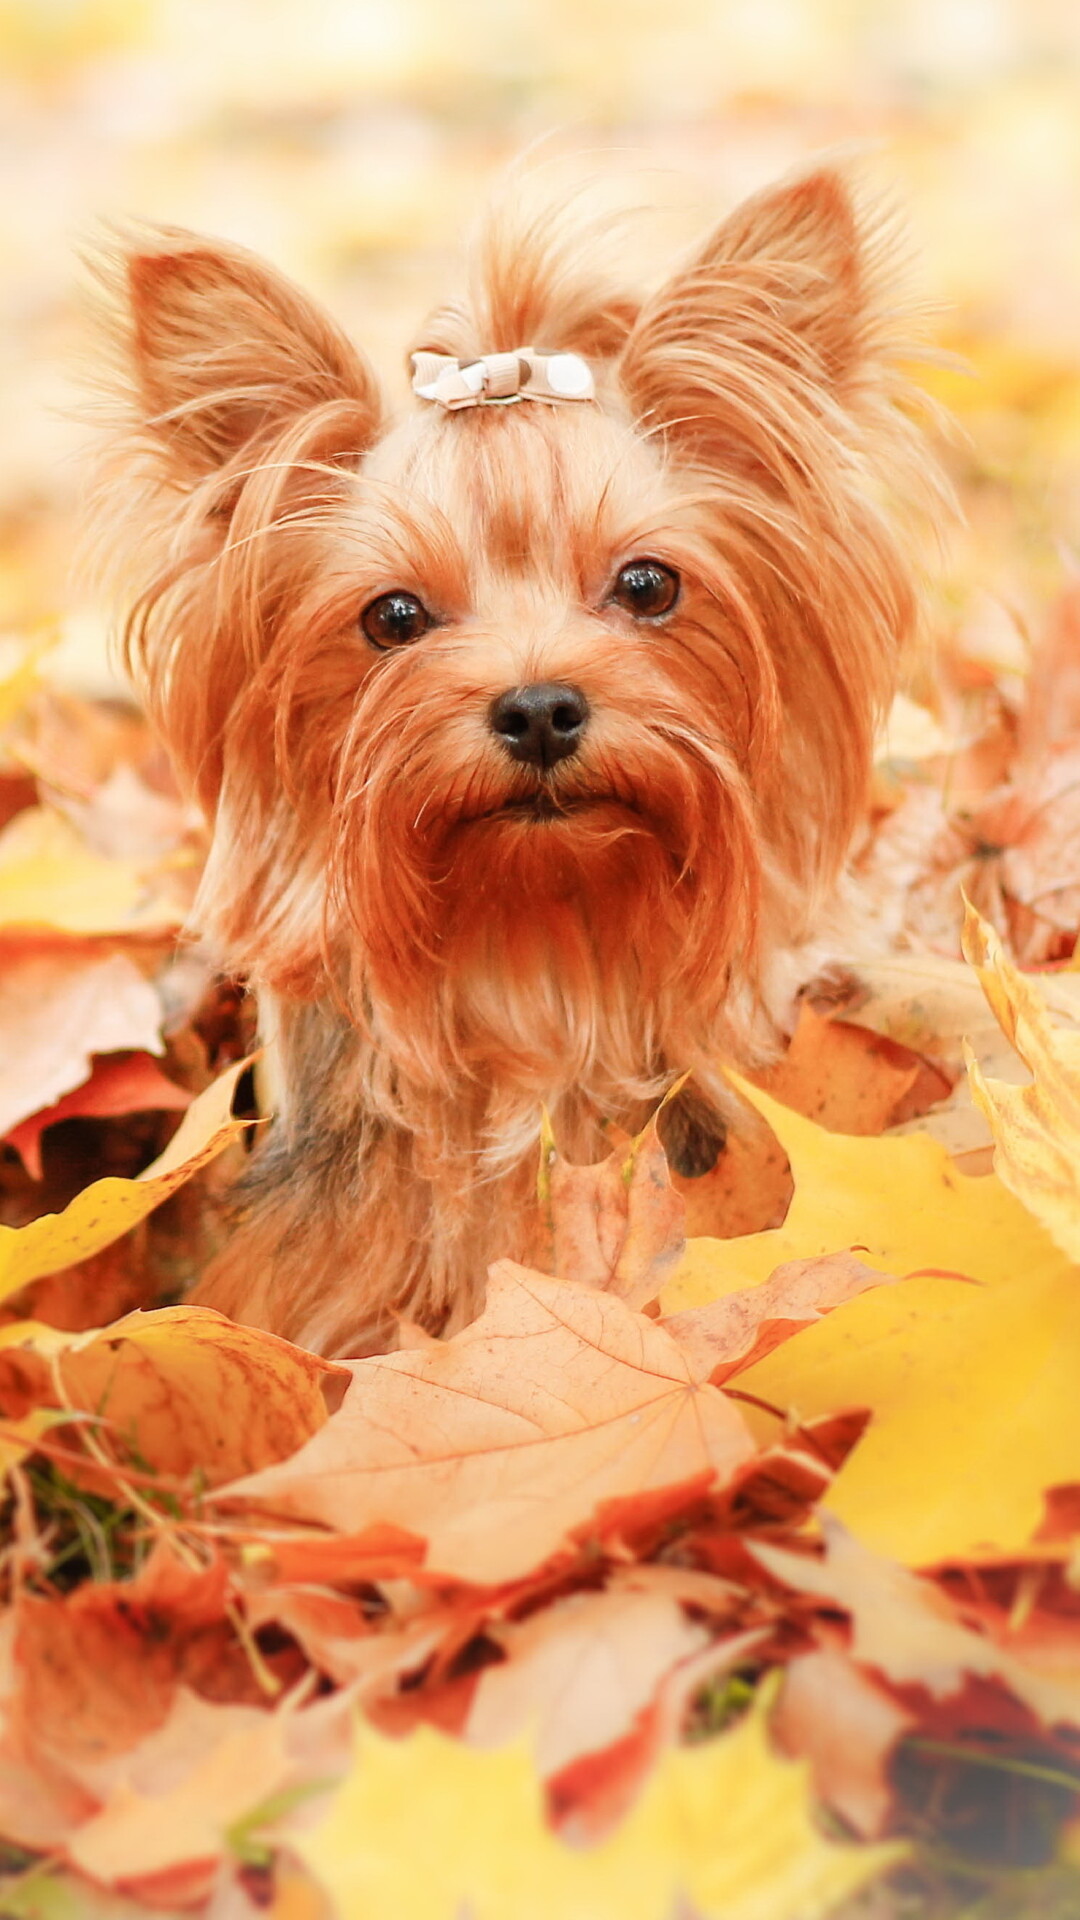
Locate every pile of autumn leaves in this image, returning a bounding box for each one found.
[0,600,1079,1919]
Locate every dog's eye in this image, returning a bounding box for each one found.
[362,591,431,649]
[610,560,680,620]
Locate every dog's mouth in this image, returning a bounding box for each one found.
[468,790,633,825]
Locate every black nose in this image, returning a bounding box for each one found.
[489,682,589,770]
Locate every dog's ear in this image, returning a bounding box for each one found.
[113,226,381,485]
[619,169,898,465]
[694,168,865,382]
[82,227,385,880]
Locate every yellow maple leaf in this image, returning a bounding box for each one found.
[0,806,179,937]
[660,1079,1080,1565]
[761,1250,1080,1567]
[662,1072,1066,1310]
[962,900,1080,1264]
[0,634,49,734]
[296,1706,900,1920]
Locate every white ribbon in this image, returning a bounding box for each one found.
[411,347,595,411]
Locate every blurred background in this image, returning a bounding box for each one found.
[0,0,1078,688]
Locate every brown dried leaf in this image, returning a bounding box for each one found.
[0,1305,348,1488]
[245,1585,448,1695]
[218,1264,756,1584]
[755,1004,922,1136]
[8,1547,231,1780]
[541,1108,685,1310]
[671,1096,793,1241]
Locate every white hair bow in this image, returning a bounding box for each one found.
[410,348,595,411]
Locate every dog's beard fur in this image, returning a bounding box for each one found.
[84,164,944,1356]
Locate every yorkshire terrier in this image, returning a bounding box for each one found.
[89,163,937,1356]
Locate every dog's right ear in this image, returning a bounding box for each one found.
[83,227,385,865]
[105,226,381,488]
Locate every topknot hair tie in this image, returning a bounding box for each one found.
[410,348,595,412]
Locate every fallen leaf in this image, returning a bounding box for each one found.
[842,949,1080,1159]
[16,686,156,799]
[244,1586,448,1696]
[0,951,167,1139]
[465,1583,709,1785]
[0,637,48,734]
[0,1057,253,1306]
[933,1555,1080,1705]
[670,1094,793,1242]
[1,1233,158,1337]
[544,1622,773,1846]
[773,1644,917,1840]
[662,1070,1066,1309]
[839,952,1040,1075]
[0,805,179,937]
[0,1304,347,1488]
[5,1049,191,1179]
[65,1687,352,1898]
[540,1108,685,1310]
[297,1705,900,1920]
[753,1522,1080,1730]
[1037,1486,1080,1543]
[218,1263,756,1585]
[0,1545,253,1859]
[661,1078,1080,1564]
[743,1249,1080,1566]
[990,746,1080,959]
[1015,580,1080,769]
[875,691,951,765]
[962,900,1080,1261]
[755,1004,923,1137]
[49,761,196,864]
[0,1402,69,1479]
[0,1627,97,1850]
[660,1252,896,1385]
[9,1548,232,1781]
[668,1009,946,1246]
[239,1524,427,1590]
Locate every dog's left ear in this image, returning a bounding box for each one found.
[619,169,897,463]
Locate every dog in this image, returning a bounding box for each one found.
[88,161,939,1357]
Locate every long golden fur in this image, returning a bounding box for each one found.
[87,163,940,1356]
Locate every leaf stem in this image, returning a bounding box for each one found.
[906,1736,1080,1795]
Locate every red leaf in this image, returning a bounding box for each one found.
[5,1050,191,1180]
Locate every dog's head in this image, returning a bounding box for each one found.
[88,167,938,1097]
